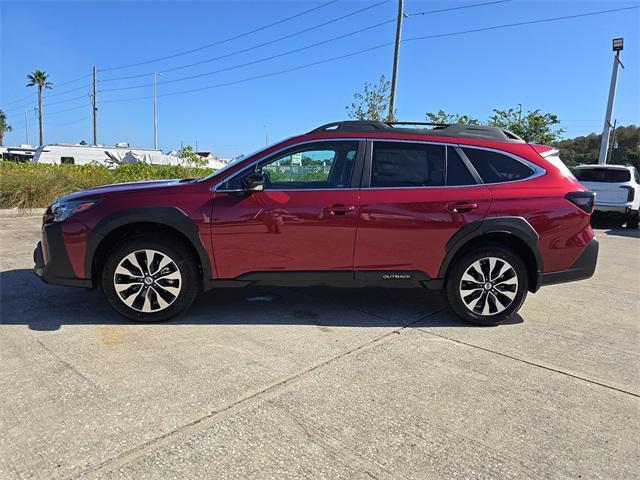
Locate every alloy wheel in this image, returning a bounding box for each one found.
[113,249,182,313]
[459,257,518,316]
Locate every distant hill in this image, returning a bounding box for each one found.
[553,125,639,170]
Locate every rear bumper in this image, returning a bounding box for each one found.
[594,205,630,215]
[33,222,91,288]
[540,238,599,287]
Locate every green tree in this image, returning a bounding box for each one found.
[489,105,564,144]
[346,75,396,122]
[425,110,479,125]
[179,145,207,167]
[425,104,564,144]
[0,110,12,147]
[26,70,53,146]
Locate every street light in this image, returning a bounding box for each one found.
[612,38,624,52]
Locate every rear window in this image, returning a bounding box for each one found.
[462,148,534,183]
[574,168,631,183]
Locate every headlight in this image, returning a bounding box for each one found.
[46,199,100,223]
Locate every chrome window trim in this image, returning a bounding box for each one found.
[212,138,363,192]
[361,139,546,190]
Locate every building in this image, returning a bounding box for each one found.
[195,151,232,169]
[1,145,37,162]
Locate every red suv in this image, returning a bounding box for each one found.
[34,121,599,325]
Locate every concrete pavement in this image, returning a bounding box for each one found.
[1,217,638,479]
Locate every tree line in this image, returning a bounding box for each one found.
[345,75,639,171]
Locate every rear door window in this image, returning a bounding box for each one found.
[574,168,631,183]
[462,148,534,183]
[371,142,445,187]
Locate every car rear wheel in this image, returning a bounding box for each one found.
[446,245,528,326]
[626,210,639,229]
[101,237,199,322]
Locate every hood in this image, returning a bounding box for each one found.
[59,179,181,202]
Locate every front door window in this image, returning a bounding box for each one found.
[224,141,358,191]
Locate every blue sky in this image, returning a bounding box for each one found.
[1,0,638,157]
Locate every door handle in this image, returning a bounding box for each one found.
[325,204,355,216]
[445,202,478,213]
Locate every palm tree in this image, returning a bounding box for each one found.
[0,110,12,147]
[26,70,53,146]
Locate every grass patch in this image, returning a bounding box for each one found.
[0,162,213,209]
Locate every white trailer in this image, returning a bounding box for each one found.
[32,144,182,166]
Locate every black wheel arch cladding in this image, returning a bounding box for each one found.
[85,207,213,288]
[438,216,543,288]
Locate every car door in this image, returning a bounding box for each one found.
[211,140,364,279]
[354,140,492,280]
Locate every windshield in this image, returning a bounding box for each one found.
[574,168,630,183]
[197,141,289,182]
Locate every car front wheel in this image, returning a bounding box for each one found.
[101,237,199,322]
[446,245,528,326]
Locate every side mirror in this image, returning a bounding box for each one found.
[242,172,265,192]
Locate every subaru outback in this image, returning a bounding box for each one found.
[34,120,599,325]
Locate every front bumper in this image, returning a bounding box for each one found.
[33,222,91,288]
[540,237,599,287]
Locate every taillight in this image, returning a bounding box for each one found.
[565,191,595,214]
[621,186,635,202]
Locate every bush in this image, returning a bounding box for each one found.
[0,162,213,209]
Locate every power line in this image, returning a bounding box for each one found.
[2,86,91,115]
[405,5,639,43]
[99,5,638,105]
[100,43,394,103]
[45,104,90,117]
[1,73,92,107]
[99,0,340,72]
[99,18,395,92]
[99,0,511,93]
[42,83,93,99]
[99,0,390,83]
[46,114,92,127]
[407,0,511,17]
[54,73,93,88]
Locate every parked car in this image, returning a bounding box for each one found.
[573,164,640,229]
[33,120,599,325]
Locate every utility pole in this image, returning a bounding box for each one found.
[92,66,98,145]
[598,38,624,165]
[24,110,30,145]
[606,119,618,164]
[153,72,161,150]
[388,0,404,122]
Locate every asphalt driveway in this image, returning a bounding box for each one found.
[1,216,638,480]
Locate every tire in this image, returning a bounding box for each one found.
[446,245,528,326]
[101,237,199,322]
[626,210,639,229]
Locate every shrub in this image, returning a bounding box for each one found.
[0,162,213,209]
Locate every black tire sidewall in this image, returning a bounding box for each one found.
[101,237,199,322]
[446,245,528,326]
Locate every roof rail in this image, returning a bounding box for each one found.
[309,120,525,143]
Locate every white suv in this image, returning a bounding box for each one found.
[574,164,640,229]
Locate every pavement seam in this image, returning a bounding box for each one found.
[411,327,640,398]
[265,399,396,480]
[72,309,446,480]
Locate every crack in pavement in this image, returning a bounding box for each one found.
[411,327,640,398]
[72,309,447,479]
